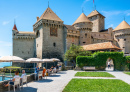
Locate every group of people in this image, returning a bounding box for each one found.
[35,65,60,79]
[4,70,26,87]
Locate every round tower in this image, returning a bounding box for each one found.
[72,13,93,45]
[113,20,130,53]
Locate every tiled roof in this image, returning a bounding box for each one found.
[88,10,105,18]
[38,7,63,22]
[82,42,121,51]
[72,13,91,25]
[113,20,130,31]
[65,25,77,31]
[12,24,18,31]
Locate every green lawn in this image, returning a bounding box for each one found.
[75,72,115,77]
[63,79,130,92]
[124,72,130,75]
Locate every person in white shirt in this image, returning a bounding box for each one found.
[4,71,20,87]
[21,70,26,79]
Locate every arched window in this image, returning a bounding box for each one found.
[36,30,40,38]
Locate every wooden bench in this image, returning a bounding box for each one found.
[83,66,96,71]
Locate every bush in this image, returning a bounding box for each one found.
[76,52,129,71]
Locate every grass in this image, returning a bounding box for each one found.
[124,72,130,75]
[4,66,21,68]
[63,79,130,92]
[75,72,115,77]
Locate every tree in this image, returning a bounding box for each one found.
[64,45,91,63]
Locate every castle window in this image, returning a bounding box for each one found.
[22,51,24,53]
[124,39,126,41]
[47,20,48,22]
[28,52,29,54]
[53,43,56,47]
[83,42,86,44]
[14,34,15,36]
[85,34,87,38]
[118,39,120,41]
[53,21,54,23]
[37,44,38,47]
[36,30,40,38]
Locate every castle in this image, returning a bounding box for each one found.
[12,6,130,66]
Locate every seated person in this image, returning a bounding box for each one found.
[53,66,56,73]
[4,71,20,87]
[42,67,46,77]
[21,70,26,79]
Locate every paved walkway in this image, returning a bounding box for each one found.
[9,70,130,92]
[10,70,77,92]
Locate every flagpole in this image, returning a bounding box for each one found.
[93,0,95,11]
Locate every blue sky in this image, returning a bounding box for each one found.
[0,0,130,57]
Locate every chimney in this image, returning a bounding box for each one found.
[37,17,39,21]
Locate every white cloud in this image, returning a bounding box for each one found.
[0,41,12,47]
[101,10,130,18]
[108,24,116,29]
[2,21,10,25]
[81,0,90,8]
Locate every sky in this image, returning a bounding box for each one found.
[0,0,130,57]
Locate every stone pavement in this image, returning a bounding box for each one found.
[9,70,130,92]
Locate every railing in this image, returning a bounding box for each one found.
[124,54,130,56]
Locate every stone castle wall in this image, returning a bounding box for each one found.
[114,29,130,53]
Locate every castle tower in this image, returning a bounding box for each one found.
[33,7,67,61]
[72,13,93,45]
[88,10,105,32]
[113,20,130,53]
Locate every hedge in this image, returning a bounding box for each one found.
[76,52,129,71]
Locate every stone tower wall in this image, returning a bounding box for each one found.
[73,22,92,45]
[88,15,105,32]
[114,29,130,53]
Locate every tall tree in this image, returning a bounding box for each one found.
[64,45,91,63]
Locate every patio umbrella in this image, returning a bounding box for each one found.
[50,58,60,66]
[42,59,54,69]
[0,56,25,79]
[26,58,43,80]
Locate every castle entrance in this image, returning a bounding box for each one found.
[105,58,114,71]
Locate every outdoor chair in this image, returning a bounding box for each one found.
[38,71,43,81]
[8,77,21,92]
[21,75,28,88]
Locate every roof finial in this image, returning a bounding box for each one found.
[48,0,49,8]
[93,0,95,11]
[14,19,16,25]
[82,7,84,13]
[124,16,125,21]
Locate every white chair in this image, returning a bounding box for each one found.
[8,77,21,92]
[38,71,43,81]
[21,75,28,88]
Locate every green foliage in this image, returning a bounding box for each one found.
[63,79,130,92]
[124,72,130,75]
[64,45,91,63]
[75,72,115,77]
[76,52,128,71]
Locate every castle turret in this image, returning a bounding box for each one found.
[33,7,67,61]
[72,13,93,45]
[88,10,105,32]
[113,20,130,53]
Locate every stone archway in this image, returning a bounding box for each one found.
[105,58,114,71]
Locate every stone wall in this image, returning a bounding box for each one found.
[114,29,130,53]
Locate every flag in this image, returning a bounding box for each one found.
[93,0,94,3]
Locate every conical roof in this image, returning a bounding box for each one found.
[88,10,105,18]
[12,24,18,31]
[38,7,63,22]
[113,20,130,31]
[72,13,91,25]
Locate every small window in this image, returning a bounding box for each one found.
[28,52,29,54]
[53,21,54,23]
[83,42,86,43]
[37,44,38,47]
[22,51,24,53]
[85,34,87,38]
[47,20,48,22]
[53,43,56,47]
[123,47,125,48]
[124,39,126,41]
[118,39,120,41]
